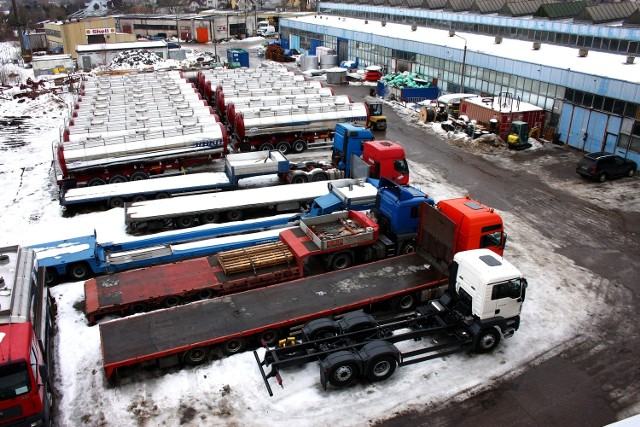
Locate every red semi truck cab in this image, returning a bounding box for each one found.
[0,246,52,427]
[436,196,506,256]
[362,140,410,186]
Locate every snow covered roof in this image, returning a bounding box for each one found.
[286,15,640,84]
[76,41,167,52]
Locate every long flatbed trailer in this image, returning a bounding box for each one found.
[60,150,289,207]
[124,178,367,232]
[99,201,456,380]
[100,251,447,380]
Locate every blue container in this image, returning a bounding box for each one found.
[226,48,249,68]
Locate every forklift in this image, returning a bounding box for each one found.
[364,96,387,131]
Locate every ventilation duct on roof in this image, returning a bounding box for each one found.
[495,36,502,44]
[533,42,541,50]
[627,56,635,64]
[579,48,588,57]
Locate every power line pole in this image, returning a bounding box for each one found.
[10,0,26,55]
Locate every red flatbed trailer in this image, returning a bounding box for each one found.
[99,201,458,381]
[99,251,447,381]
[85,211,379,324]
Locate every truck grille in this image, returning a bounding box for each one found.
[0,405,23,421]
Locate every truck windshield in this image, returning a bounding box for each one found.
[394,159,409,174]
[0,361,32,401]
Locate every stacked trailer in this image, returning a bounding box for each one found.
[195,66,295,94]
[226,93,348,130]
[233,101,370,153]
[54,71,227,189]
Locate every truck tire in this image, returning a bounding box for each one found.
[163,296,182,308]
[183,347,209,366]
[365,354,397,382]
[310,171,328,182]
[200,212,219,224]
[290,171,309,184]
[259,329,280,346]
[221,337,247,355]
[196,289,215,300]
[391,293,416,311]
[45,268,59,286]
[399,240,417,255]
[329,251,353,271]
[130,172,149,181]
[176,216,195,228]
[276,141,290,154]
[109,174,127,184]
[259,143,274,151]
[303,318,339,341]
[155,192,170,200]
[226,209,243,222]
[132,195,147,203]
[474,328,501,353]
[108,197,125,209]
[292,139,306,153]
[129,302,149,315]
[68,262,90,281]
[323,351,360,388]
[88,178,106,186]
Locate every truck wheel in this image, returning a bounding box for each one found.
[292,139,306,153]
[164,296,182,308]
[155,192,170,200]
[259,143,274,151]
[132,195,147,203]
[303,318,339,341]
[200,212,219,224]
[197,289,215,300]
[259,329,280,346]
[311,171,328,182]
[45,268,59,286]
[108,197,125,209]
[474,328,501,353]
[290,172,309,184]
[130,172,149,181]
[391,293,416,311]
[329,252,353,271]
[226,209,243,222]
[88,178,106,186]
[68,263,90,281]
[366,355,397,382]
[184,347,209,366]
[399,240,417,255]
[129,302,149,315]
[324,351,359,387]
[276,141,290,154]
[109,174,127,184]
[176,216,195,228]
[221,337,247,355]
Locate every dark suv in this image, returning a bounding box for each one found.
[576,152,637,182]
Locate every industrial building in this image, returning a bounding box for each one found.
[279,4,640,163]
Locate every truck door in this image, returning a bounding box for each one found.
[488,279,525,319]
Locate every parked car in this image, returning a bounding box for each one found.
[576,151,637,182]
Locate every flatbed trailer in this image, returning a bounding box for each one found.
[98,201,458,381]
[60,150,290,207]
[123,178,365,233]
[84,211,379,323]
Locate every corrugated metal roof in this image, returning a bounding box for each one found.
[445,0,475,12]
[534,1,588,19]
[424,0,449,9]
[575,2,640,24]
[388,0,407,6]
[406,0,425,7]
[471,0,507,14]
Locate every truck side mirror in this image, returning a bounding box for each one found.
[501,232,508,250]
[39,364,49,383]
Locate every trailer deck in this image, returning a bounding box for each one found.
[99,250,447,379]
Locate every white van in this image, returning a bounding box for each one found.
[256,21,277,37]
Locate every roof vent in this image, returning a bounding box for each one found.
[411,24,417,31]
[578,48,588,57]
[381,21,386,26]
[365,20,368,24]
[532,42,541,50]
[626,55,635,64]
[495,36,502,44]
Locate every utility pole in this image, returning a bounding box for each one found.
[11,0,26,56]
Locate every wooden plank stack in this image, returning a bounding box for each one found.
[217,241,295,275]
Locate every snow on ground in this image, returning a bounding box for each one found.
[0,40,635,426]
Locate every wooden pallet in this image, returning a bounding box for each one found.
[217,241,295,275]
